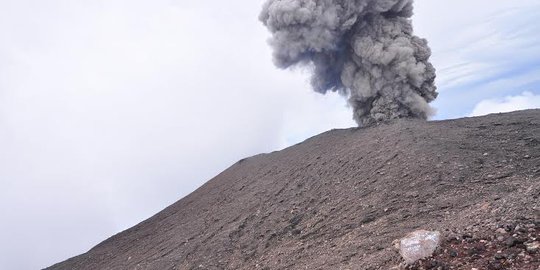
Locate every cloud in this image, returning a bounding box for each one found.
[470,91,540,116]
[0,1,353,269]
[413,0,540,119]
[415,0,540,89]
[1,1,539,270]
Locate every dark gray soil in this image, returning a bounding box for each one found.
[46,110,540,270]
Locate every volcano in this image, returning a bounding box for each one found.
[47,110,540,270]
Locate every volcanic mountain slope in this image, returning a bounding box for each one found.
[47,110,540,270]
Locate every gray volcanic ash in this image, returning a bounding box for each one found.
[260,0,438,126]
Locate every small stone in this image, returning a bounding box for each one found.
[494,253,506,260]
[392,239,400,250]
[488,262,503,270]
[496,228,507,234]
[525,241,539,253]
[524,155,531,159]
[505,237,525,247]
[483,153,489,156]
[506,237,517,247]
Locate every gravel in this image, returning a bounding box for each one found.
[46,110,540,270]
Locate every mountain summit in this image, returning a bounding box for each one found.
[47,110,540,269]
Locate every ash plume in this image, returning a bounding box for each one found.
[260,0,438,126]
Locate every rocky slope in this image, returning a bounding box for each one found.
[46,110,540,270]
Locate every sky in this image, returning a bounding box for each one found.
[0,1,539,269]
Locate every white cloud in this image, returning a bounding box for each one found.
[415,0,540,90]
[470,91,540,116]
[414,1,540,120]
[0,1,353,269]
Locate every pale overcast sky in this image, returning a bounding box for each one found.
[1,1,539,269]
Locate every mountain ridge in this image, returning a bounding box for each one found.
[47,110,540,270]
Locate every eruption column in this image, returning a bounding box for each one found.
[260,0,438,126]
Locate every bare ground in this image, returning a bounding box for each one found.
[46,110,540,270]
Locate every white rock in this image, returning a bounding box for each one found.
[399,230,441,264]
[525,241,539,252]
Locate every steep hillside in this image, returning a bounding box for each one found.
[47,110,540,270]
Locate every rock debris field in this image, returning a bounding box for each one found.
[47,110,540,270]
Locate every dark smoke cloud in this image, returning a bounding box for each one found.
[260,0,438,126]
